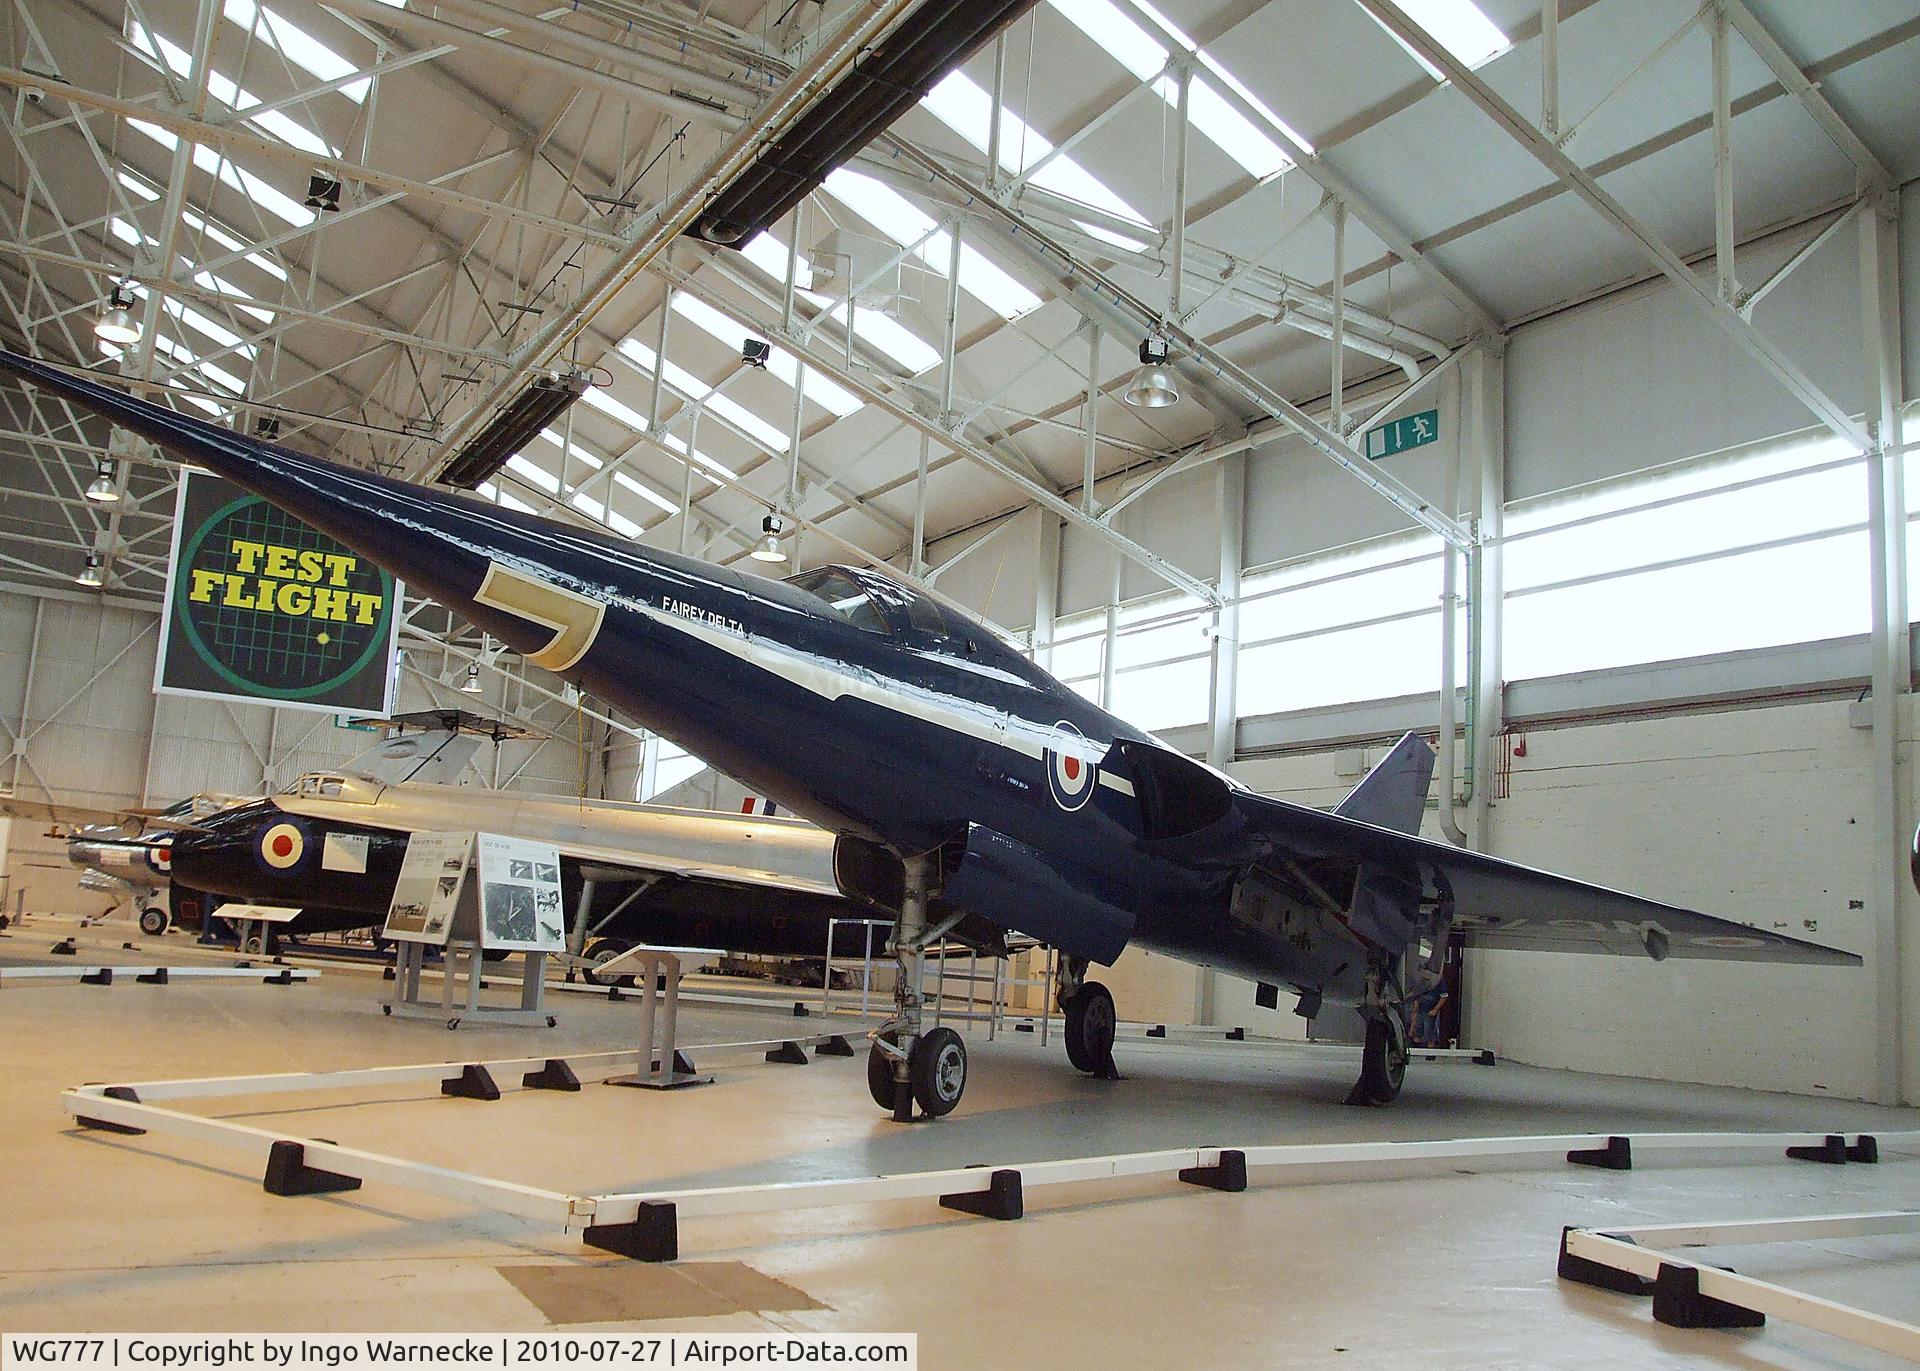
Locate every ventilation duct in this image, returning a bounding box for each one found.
[689,0,1040,247]
[436,369,590,490]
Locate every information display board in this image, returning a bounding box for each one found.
[381,831,474,945]
[474,833,566,953]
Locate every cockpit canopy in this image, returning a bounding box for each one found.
[287,772,381,804]
[783,566,953,638]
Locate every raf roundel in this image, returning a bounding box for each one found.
[145,838,172,876]
[260,821,306,869]
[1045,720,1099,812]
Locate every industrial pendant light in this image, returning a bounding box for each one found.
[1122,336,1178,409]
[85,460,120,503]
[75,553,104,588]
[93,282,141,346]
[460,663,484,695]
[751,513,788,564]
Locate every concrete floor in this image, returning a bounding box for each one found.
[3,912,1917,1369]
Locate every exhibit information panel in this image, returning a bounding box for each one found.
[156,468,402,715]
[474,833,566,953]
[382,831,474,945]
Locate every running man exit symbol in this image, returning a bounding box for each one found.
[1365,408,1439,460]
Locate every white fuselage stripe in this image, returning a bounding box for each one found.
[616,590,1136,797]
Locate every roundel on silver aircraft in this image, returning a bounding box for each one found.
[145,838,172,876]
[260,820,306,870]
[1045,720,1099,812]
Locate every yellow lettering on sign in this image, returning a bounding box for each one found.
[229,539,265,574]
[188,568,225,603]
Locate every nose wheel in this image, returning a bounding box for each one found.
[866,1027,968,1118]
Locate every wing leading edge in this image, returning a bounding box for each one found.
[1238,791,1860,967]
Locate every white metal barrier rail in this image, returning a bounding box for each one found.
[56,1043,1920,1265]
[2,964,314,986]
[1559,1209,1920,1359]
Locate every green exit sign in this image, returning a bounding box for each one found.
[1365,408,1439,460]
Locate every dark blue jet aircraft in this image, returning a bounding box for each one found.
[0,349,1859,1121]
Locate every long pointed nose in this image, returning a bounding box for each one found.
[0,348,704,670]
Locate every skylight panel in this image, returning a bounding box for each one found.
[130,19,335,157]
[531,428,679,516]
[505,454,559,493]
[667,293,863,417]
[496,488,535,513]
[615,337,781,457]
[1366,0,1510,78]
[821,169,1041,320]
[224,0,371,101]
[921,72,1149,227]
[163,297,258,357]
[180,208,289,282]
[822,304,941,373]
[191,270,275,325]
[741,233,816,288]
[731,233,942,375]
[657,430,740,482]
[115,172,160,202]
[1046,0,1300,180]
[579,384,650,433]
[613,470,681,515]
[188,145,314,226]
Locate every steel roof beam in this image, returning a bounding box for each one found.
[1719,0,1892,193]
[1348,0,1868,451]
[662,261,1224,606]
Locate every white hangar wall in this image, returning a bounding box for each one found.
[0,582,602,915]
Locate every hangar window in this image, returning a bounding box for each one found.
[1051,593,1214,733]
[1235,539,1447,718]
[785,568,891,634]
[1503,434,1869,680]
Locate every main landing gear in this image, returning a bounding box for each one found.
[137,905,170,937]
[1058,957,1120,1079]
[866,853,968,1120]
[1346,962,1409,1106]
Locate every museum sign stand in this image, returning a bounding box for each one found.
[381,830,563,1029]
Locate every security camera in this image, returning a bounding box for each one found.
[23,87,47,106]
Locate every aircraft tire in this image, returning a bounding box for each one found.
[582,938,636,988]
[1063,981,1117,1074]
[243,933,266,956]
[866,1038,897,1110]
[138,906,170,937]
[1350,1015,1407,1105]
[909,1027,967,1117]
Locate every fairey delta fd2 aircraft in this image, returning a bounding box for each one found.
[2,350,1859,1121]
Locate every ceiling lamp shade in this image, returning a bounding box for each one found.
[85,460,120,503]
[94,282,141,346]
[460,663,484,695]
[1123,336,1179,409]
[75,553,104,588]
[750,514,789,563]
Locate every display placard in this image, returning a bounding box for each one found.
[156,468,401,715]
[474,833,566,953]
[381,831,474,945]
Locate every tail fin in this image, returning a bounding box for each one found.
[1333,732,1435,834]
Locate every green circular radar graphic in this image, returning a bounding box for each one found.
[174,493,393,700]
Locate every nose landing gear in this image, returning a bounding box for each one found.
[866,853,970,1120]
